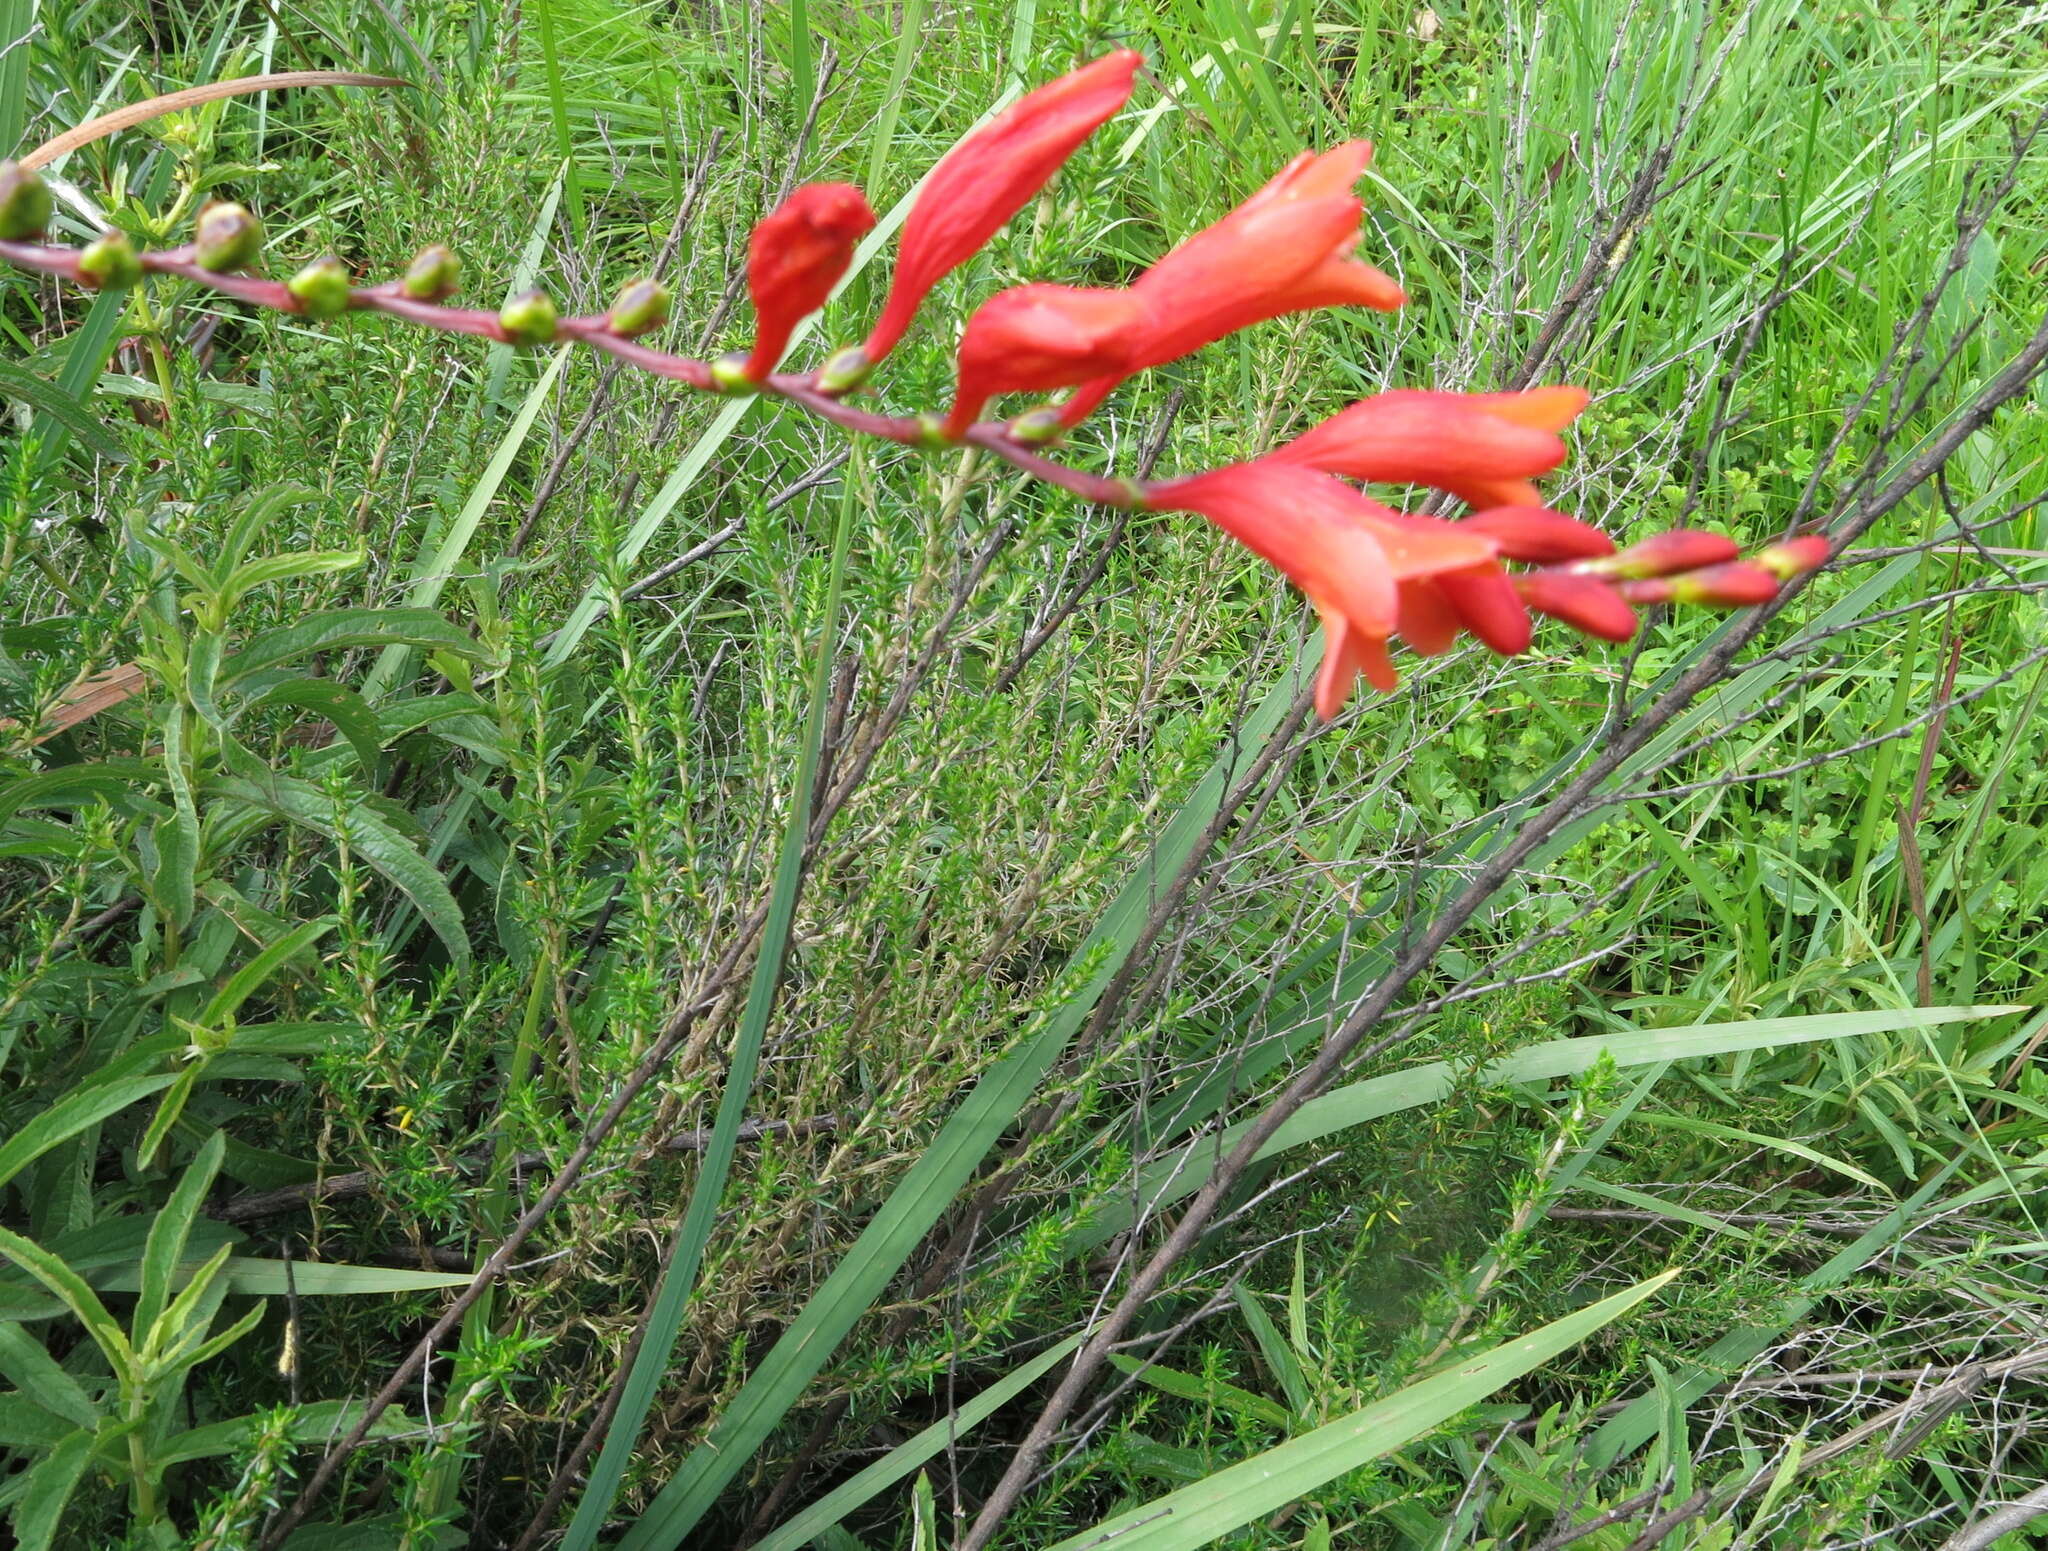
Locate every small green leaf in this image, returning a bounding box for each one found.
[0,1324,99,1426]
[0,1225,134,1371]
[201,917,337,1025]
[137,1131,227,1337]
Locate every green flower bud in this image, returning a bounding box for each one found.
[913,411,954,449]
[1007,407,1065,446]
[192,202,264,272]
[815,345,871,395]
[77,230,144,290]
[498,288,558,346]
[606,276,671,337]
[401,243,461,301]
[708,352,756,394]
[287,255,354,319]
[0,160,54,241]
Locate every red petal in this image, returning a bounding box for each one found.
[1435,564,1531,655]
[1459,506,1613,563]
[1518,572,1638,641]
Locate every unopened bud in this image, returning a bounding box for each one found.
[1516,571,1637,642]
[1007,407,1066,446]
[815,345,871,395]
[287,255,353,319]
[193,202,264,272]
[913,411,954,449]
[606,277,671,337]
[1582,529,1739,580]
[498,288,558,346]
[0,161,53,240]
[709,352,756,393]
[1666,561,1782,607]
[1755,535,1830,580]
[77,230,143,290]
[401,244,461,301]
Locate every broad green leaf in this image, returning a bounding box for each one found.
[0,1073,181,1191]
[203,772,469,968]
[0,1324,99,1426]
[219,485,323,575]
[1045,1273,1678,1551]
[216,549,364,613]
[158,1398,419,1467]
[0,360,131,462]
[238,678,386,769]
[0,1393,78,1450]
[93,1256,473,1296]
[137,1132,227,1337]
[0,1225,133,1368]
[218,608,489,690]
[8,1427,96,1551]
[0,760,158,827]
[201,917,337,1024]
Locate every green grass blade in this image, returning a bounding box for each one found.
[364,346,568,700]
[1071,1006,2019,1252]
[748,1336,1083,1551]
[561,473,863,1549]
[613,664,1306,1551]
[1044,1272,1679,1551]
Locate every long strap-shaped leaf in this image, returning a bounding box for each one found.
[610,662,1307,1551]
[1067,1004,2021,1251]
[559,474,863,1548]
[1043,1272,1679,1551]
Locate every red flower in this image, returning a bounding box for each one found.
[1147,461,1496,718]
[1460,505,1615,563]
[1515,571,1637,641]
[1271,387,1589,509]
[745,183,878,381]
[861,50,1142,366]
[945,284,1146,439]
[1057,143,1404,428]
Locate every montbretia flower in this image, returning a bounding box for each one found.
[1580,528,1740,580]
[1515,571,1637,641]
[744,182,876,381]
[1270,388,1588,510]
[1459,505,1615,563]
[860,50,1142,368]
[1146,461,1496,718]
[1058,143,1404,428]
[945,284,1146,439]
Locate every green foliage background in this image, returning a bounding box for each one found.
[2,0,2045,1547]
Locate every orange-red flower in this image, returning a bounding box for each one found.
[744,183,877,381]
[1147,461,1497,717]
[861,50,1142,366]
[1057,143,1404,428]
[1270,387,1590,509]
[945,284,1146,439]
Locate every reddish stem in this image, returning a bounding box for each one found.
[0,237,1143,507]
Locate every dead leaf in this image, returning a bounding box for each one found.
[1412,8,1443,41]
[0,662,148,748]
[22,72,412,172]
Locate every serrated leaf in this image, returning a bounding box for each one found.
[9,1427,96,1551]
[0,1074,181,1191]
[219,609,489,691]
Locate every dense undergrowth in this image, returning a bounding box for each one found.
[3,0,2046,1548]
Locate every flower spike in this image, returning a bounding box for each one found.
[861,49,1141,366]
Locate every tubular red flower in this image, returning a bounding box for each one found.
[1757,534,1830,578]
[744,182,878,381]
[1516,571,1638,642]
[946,284,1146,439]
[1270,389,1578,509]
[1623,561,1783,607]
[861,50,1142,365]
[1583,528,1741,579]
[1459,505,1615,563]
[1147,461,1496,717]
[1057,143,1403,429]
